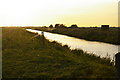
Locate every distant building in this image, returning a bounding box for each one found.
[101,25,109,30]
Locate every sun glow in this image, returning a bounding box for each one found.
[0,0,119,27]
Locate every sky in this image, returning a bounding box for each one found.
[0,0,119,27]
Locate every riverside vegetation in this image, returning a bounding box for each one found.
[31,27,120,45]
[3,27,116,79]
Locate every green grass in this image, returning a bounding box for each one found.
[2,27,116,79]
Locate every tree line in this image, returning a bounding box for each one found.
[49,24,78,28]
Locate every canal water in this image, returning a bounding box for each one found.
[26,29,120,61]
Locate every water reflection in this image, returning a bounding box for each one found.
[26,29,119,60]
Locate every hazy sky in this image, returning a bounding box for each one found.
[0,0,119,27]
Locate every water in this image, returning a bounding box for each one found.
[26,29,120,61]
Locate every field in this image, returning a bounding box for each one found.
[2,27,116,79]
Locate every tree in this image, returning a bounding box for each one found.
[70,24,78,28]
[59,24,67,28]
[49,24,53,28]
[55,24,60,28]
[55,24,67,28]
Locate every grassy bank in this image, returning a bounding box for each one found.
[31,27,120,45]
[3,27,116,79]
